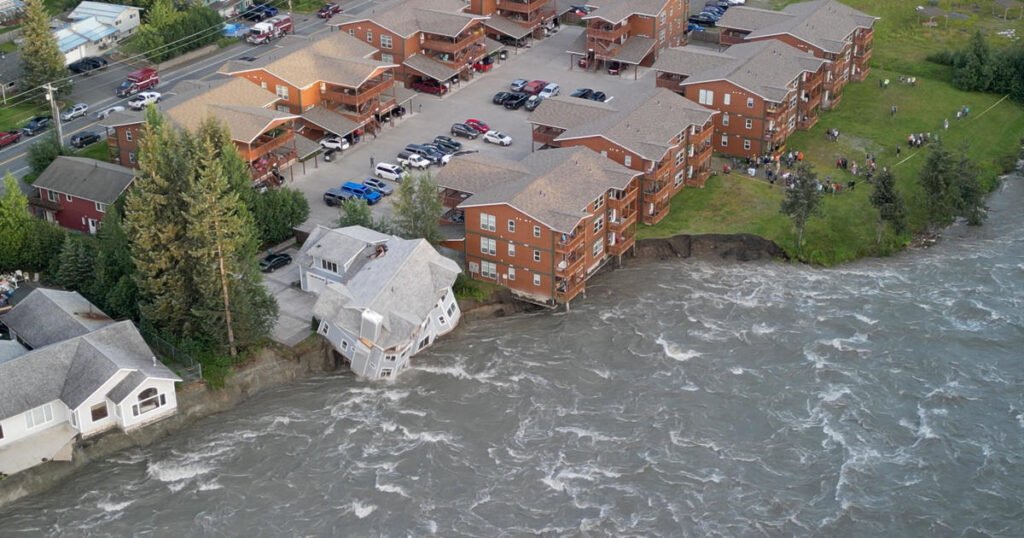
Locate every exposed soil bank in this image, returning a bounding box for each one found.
[632,234,788,262]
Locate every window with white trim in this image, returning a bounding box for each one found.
[743,139,751,150]
[65,193,72,201]
[260,80,268,90]
[698,89,714,105]
[95,202,106,213]
[24,404,53,429]
[320,259,339,273]
[125,129,132,142]
[47,190,58,202]
[481,260,497,279]
[380,34,392,49]
[507,219,516,232]
[723,93,731,106]
[623,155,631,167]
[129,152,137,163]
[367,30,373,43]
[593,193,604,210]
[592,238,604,257]
[507,267,516,280]
[720,134,728,146]
[533,250,541,262]
[533,274,541,286]
[593,215,604,234]
[745,119,753,130]
[747,97,755,108]
[276,85,289,99]
[480,237,496,255]
[348,29,355,36]
[675,150,684,166]
[722,113,729,126]
[381,53,394,63]
[480,213,496,232]
[674,169,685,187]
[507,242,516,257]
[380,368,393,378]
[533,225,541,238]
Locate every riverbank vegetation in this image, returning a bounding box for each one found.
[640,0,1024,265]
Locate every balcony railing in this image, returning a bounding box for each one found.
[240,130,293,161]
[502,7,555,25]
[323,78,392,108]
[532,126,563,147]
[496,0,548,15]
[28,194,60,211]
[587,23,630,42]
[556,230,585,253]
[555,248,586,276]
[643,202,670,225]
[554,277,585,302]
[422,33,482,55]
[656,72,686,92]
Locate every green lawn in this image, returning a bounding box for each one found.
[0,103,46,133]
[74,141,110,161]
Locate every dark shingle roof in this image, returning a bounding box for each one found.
[1,288,113,349]
[33,156,136,205]
[335,0,485,38]
[718,0,877,54]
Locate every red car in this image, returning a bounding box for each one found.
[317,3,341,18]
[523,80,547,95]
[411,80,447,95]
[464,119,489,133]
[0,130,21,148]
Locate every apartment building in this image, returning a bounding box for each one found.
[101,77,300,186]
[332,0,496,88]
[528,87,715,225]
[466,0,557,42]
[219,31,408,142]
[567,0,689,73]
[716,0,877,109]
[436,147,641,308]
[653,40,828,159]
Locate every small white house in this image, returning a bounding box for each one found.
[298,226,462,380]
[67,1,142,38]
[56,2,142,65]
[0,289,180,477]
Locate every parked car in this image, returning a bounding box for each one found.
[362,177,394,196]
[499,35,528,47]
[464,118,490,133]
[375,162,410,182]
[571,88,594,99]
[128,91,161,110]
[323,187,354,206]
[525,95,543,112]
[523,80,547,95]
[433,135,462,153]
[509,78,529,92]
[341,181,382,204]
[504,92,530,110]
[319,136,351,150]
[483,130,512,146]
[590,91,608,102]
[450,122,479,139]
[316,3,342,18]
[21,116,50,136]
[607,61,622,75]
[96,105,126,120]
[241,5,267,20]
[411,80,447,95]
[492,91,515,105]
[538,83,560,99]
[405,144,446,165]
[0,130,21,148]
[60,103,89,121]
[70,131,102,148]
[259,252,292,272]
[421,142,454,156]
[68,56,107,74]
[396,150,431,169]
[689,13,717,26]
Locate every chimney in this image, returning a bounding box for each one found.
[359,310,383,344]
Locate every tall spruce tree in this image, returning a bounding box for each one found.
[392,174,443,244]
[93,205,139,319]
[125,108,195,335]
[0,173,31,270]
[55,235,96,292]
[868,168,907,244]
[20,0,71,98]
[950,151,986,225]
[780,164,824,253]
[918,141,957,230]
[184,134,276,356]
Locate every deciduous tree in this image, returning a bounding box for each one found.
[950,151,986,225]
[779,164,824,253]
[20,0,70,98]
[27,133,69,177]
[392,174,443,244]
[868,168,907,243]
[918,141,957,230]
[0,174,31,270]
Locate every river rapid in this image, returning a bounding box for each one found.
[1,176,1023,537]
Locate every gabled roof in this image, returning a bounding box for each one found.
[219,32,394,89]
[718,0,877,54]
[33,156,135,205]
[333,0,485,38]
[483,15,533,39]
[441,147,641,233]
[55,16,117,53]
[301,106,360,137]
[302,226,461,349]
[403,54,460,82]
[531,87,716,161]
[2,288,112,349]
[68,1,140,26]
[581,0,667,24]
[653,40,828,102]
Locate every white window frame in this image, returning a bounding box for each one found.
[623,155,632,167]
[480,237,496,256]
[366,30,373,43]
[480,213,496,232]
[593,193,604,210]
[592,239,604,257]
[507,267,516,280]
[533,225,541,238]
[46,190,58,202]
[745,119,753,130]
[381,53,394,64]
[532,274,541,286]
[507,219,516,233]
[508,242,516,257]
[95,202,106,213]
[480,260,498,279]
[593,215,604,234]
[723,93,731,106]
[25,404,54,429]
[125,129,132,142]
[746,97,755,108]
[722,113,729,126]
[533,250,541,262]
[674,169,685,187]
[380,34,392,49]
[743,139,751,150]
[65,193,72,201]
[698,89,714,106]
[275,85,289,99]
[129,152,137,163]
[720,134,728,147]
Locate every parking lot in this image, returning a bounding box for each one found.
[283,25,662,231]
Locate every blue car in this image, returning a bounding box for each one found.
[341,181,382,205]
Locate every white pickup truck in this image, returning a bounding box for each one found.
[396,151,431,169]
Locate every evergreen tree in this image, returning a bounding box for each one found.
[93,205,139,319]
[953,31,992,92]
[20,0,71,98]
[392,174,443,244]
[917,141,957,229]
[184,135,276,356]
[27,132,69,177]
[779,164,824,253]
[868,168,907,243]
[20,218,67,274]
[125,108,195,335]
[0,173,31,270]
[55,235,96,292]
[950,152,986,225]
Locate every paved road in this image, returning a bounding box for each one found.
[0,0,397,192]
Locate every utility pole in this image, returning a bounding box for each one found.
[44,83,63,150]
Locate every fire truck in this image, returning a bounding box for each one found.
[246,15,293,45]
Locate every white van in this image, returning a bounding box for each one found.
[539,83,560,99]
[375,162,410,182]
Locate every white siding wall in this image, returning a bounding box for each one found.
[0,400,70,447]
[75,369,131,438]
[114,9,141,37]
[117,379,178,431]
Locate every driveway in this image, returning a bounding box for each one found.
[259,250,316,346]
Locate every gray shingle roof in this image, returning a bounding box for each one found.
[0,320,181,418]
[455,147,642,233]
[303,226,461,349]
[0,340,28,365]
[531,87,715,161]
[301,106,360,137]
[614,36,656,65]
[528,95,616,130]
[582,0,667,24]
[434,153,530,194]
[107,370,146,404]
[719,0,877,54]
[654,40,828,102]
[403,54,460,82]
[2,288,113,349]
[33,156,136,205]
[483,15,533,39]
[336,0,485,38]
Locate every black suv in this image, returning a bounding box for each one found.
[22,116,51,136]
[450,123,479,139]
[433,135,462,153]
[492,91,514,105]
[405,144,444,164]
[504,92,529,110]
[68,56,108,74]
[70,131,101,148]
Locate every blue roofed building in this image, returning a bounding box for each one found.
[56,2,142,65]
[67,1,142,35]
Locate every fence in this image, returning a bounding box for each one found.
[136,323,203,382]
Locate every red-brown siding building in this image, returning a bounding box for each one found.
[653,40,828,159]
[528,87,715,225]
[28,156,135,234]
[101,77,300,186]
[716,0,876,109]
[219,31,407,143]
[436,148,641,307]
[567,0,689,73]
[466,0,558,42]
[332,0,496,89]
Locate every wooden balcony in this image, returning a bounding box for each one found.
[797,114,819,130]
[501,7,555,26]
[239,129,293,162]
[323,78,392,108]
[555,229,585,254]
[28,194,60,211]
[250,149,297,183]
[608,229,635,257]
[656,72,686,92]
[555,247,586,277]
[642,179,672,205]
[532,126,563,147]
[554,276,585,303]
[587,23,630,42]
[422,32,483,56]
[497,0,548,15]
[642,201,670,226]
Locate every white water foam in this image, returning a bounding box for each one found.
[554,426,625,443]
[375,481,410,497]
[97,500,133,513]
[655,335,701,362]
[349,501,376,519]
